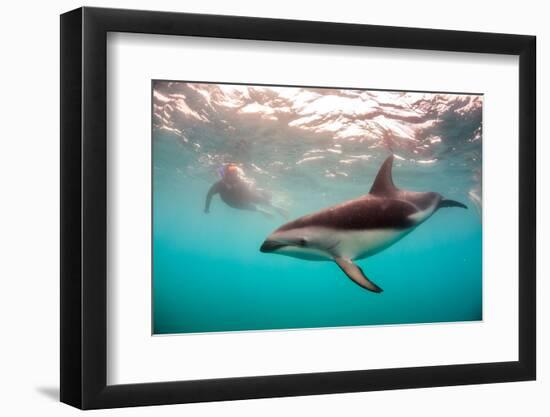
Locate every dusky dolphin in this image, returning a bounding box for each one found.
[259,155,467,293]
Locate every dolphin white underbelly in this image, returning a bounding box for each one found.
[333,228,413,260]
[275,227,413,261]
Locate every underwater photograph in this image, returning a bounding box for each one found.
[152,80,482,335]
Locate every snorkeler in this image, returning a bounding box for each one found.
[204,163,288,219]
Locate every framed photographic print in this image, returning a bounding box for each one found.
[60,7,536,409]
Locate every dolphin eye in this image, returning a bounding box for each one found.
[299,238,308,247]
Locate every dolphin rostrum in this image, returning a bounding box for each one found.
[259,155,467,293]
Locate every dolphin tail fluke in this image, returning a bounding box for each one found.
[438,199,468,210]
[334,258,383,293]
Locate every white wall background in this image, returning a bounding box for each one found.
[0,0,545,415]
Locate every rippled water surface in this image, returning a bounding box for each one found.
[152,81,482,334]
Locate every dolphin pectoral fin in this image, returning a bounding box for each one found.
[334,258,383,293]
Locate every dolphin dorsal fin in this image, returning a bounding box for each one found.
[369,155,398,195]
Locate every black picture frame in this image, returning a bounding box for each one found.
[60,6,536,410]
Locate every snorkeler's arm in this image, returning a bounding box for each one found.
[204,181,221,213]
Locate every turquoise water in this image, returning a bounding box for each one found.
[152,83,482,334]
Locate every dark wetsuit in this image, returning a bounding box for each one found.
[204,165,287,219]
[204,180,271,213]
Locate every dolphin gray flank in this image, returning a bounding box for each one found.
[259,155,467,293]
